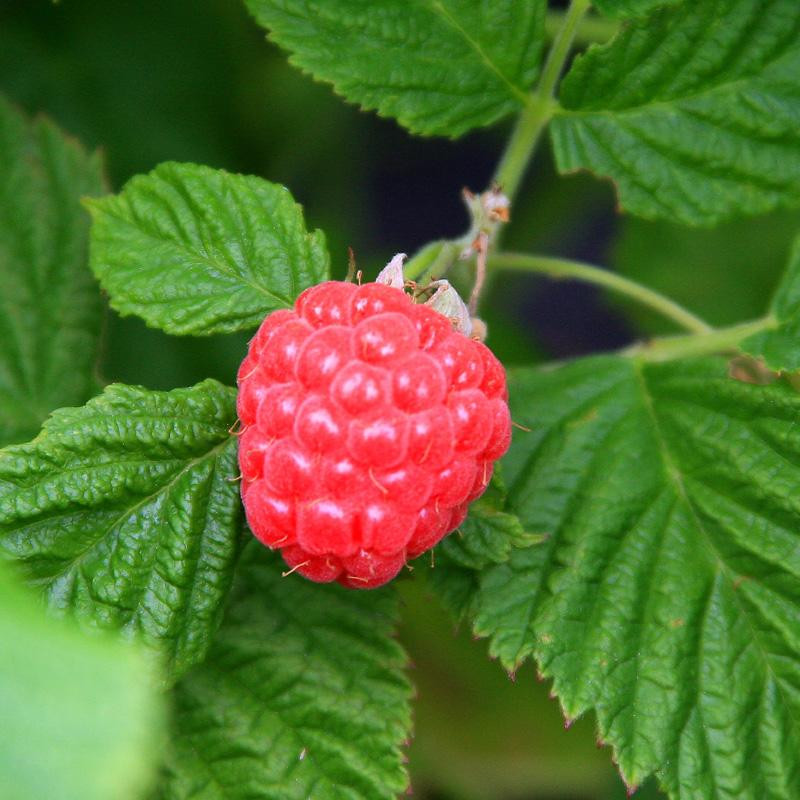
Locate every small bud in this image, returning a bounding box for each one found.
[376,252,407,289]
[482,187,510,222]
[469,317,488,342]
[425,280,472,336]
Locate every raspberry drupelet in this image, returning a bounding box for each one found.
[237,279,511,589]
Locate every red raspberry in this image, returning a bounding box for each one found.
[237,280,511,589]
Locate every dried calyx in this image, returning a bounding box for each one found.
[376,252,483,340]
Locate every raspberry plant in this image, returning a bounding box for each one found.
[2,1,800,799]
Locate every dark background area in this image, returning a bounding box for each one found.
[2,1,798,798]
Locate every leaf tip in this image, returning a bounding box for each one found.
[80,195,100,214]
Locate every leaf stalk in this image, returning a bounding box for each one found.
[493,0,591,200]
[544,9,620,45]
[490,252,713,335]
[625,317,776,363]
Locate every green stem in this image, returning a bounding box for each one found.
[537,0,592,101]
[492,95,555,202]
[545,9,620,45]
[403,240,460,283]
[626,317,775,362]
[490,252,713,335]
[493,0,591,201]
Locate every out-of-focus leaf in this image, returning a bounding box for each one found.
[742,234,800,371]
[0,95,105,446]
[0,561,164,800]
[611,209,800,334]
[591,0,682,18]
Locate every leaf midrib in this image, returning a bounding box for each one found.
[632,360,800,740]
[190,597,406,798]
[171,445,240,673]
[426,0,533,107]
[32,438,235,597]
[97,201,294,310]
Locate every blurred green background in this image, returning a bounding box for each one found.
[2,1,798,797]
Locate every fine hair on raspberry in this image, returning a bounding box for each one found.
[237,279,511,589]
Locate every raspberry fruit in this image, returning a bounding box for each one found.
[237,278,511,589]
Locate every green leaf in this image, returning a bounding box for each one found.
[551,0,800,225]
[0,95,105,447]
[438,497,540,572]
[0,560,164,800]
[611,209,800,335]
[243,0,547,137]
[741,234,800,371]
[434,354,800,796]
[86,162,329,335]
[161,543,412,800]
[0,379,243,683]
[591,0,682,18]
[437,472,542,572]
[430,473,542,622]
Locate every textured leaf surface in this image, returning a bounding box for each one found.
[591,0,682,18]
[741,234,800,371]
[551,0,800,225]
[0,380,242,682]
[438,472,538,570]
[431,475,542,620]
[434,355,800,797]
[161,543,412,800]
[0,96,105,447]
[244,0,547,137]
[439,493,539,572]
[87,162,329,335]
[0,561,163,800]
